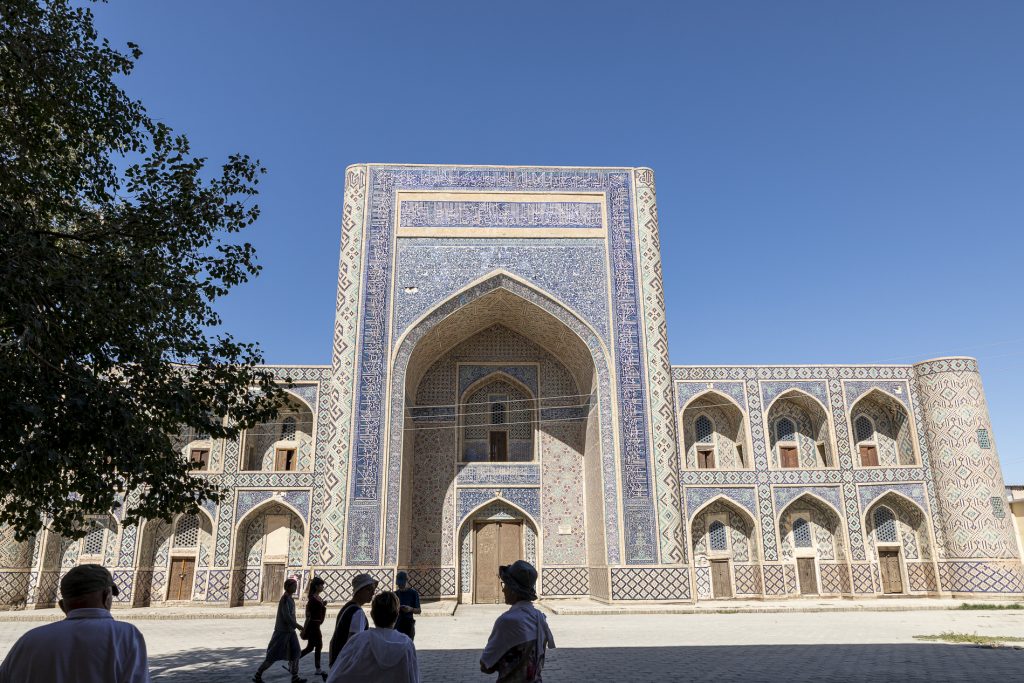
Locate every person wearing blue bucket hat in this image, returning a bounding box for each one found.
[479,560,555,682]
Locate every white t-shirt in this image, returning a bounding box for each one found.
[0,608,150,683]
[349,608,367,635]
[328,627,419,683]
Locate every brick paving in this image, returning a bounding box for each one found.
[1,605,1022,681]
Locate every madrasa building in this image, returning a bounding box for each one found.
[2,164,1022,608]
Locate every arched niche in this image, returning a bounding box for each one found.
[230,501,306,606]
[850,390,917,467]
[239,393,315,472]
[766,390,833,469]
[681,391,750,469]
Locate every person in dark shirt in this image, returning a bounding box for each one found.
[299,577,328,680]
[328,573,376,667]
[393,571,421,641]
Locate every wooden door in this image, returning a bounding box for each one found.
[167,558,195,601]
[797,558,818,595]
[780,447,799,468]
[878,550,903,594]
[860,446,879,467]
[261,563,286,603]
[489,432,508,462]
[473,522,522,603]
[711,559,732,598]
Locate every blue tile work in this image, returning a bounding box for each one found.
[458,364,538,397]
[842,380,911,411]
[457,489,541,525]
[685,487,757,520]
[760,381,829,411]
[772,486,843,516]
[394,238,610,344]
[400,201,602,229]
[857,483,928,514]
[384,274,622,567]
[456,464,541,487]
[674,365,947,566]
[676,381,747,411]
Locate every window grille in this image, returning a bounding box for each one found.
[855,415,874,443]
[977,429,991,449]
[695,415,714,443]
[281,416,296,441]
[874,507,898,544]
[492,401,506,425]
[174,514,200,548]
[83,522,105,556]
[793,517,813,548]
[776,418,796,442]
[708,520,728,551]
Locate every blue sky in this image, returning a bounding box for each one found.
[93,2,1024,480]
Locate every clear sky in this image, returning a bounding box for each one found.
[92,2,1024,479]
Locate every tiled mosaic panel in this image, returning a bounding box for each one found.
[541,567,589,596]
[694,566,711,600]
[402,568,456,598]
[851,564,876,594]
[819,563,851,594]
[733,564,762,595]
[0,571,30,607]
[906,561,938,592]
[763,564,787,596]
[314,568,395,604]
[610,567,690,601]
[399,200,603,229]
[938,561,1024,593]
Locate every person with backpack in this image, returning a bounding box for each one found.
[328,573,376,667]
[327,591,419,683]
[299,576,329,680]
[480,561,555,683]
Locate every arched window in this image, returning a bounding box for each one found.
[854,415,874,443]
[174,514,200,548]
[280,416,296,441]
[491,400,506,425]
[874,507,898,544]
[708,520,728,552]
[695,415,714,443]
[82,521,105,556]
[792,517,812,548]
[776,418,796,442]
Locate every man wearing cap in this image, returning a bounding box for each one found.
[480,560,555,683]
[0,563,150,682]
[393,571,421,641]
[328,573,376,667]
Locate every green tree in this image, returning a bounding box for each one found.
[0,0,285,539]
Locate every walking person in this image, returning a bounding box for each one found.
[393,571,421,641]
[299,577,328,680]
[0,564,149,682]
[480,561,555,683]
[328,573,376,667]
[327,591,419,683]
[253,578,306,683]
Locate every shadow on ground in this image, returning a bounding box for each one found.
[149,643,1024,682]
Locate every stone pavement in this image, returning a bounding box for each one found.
[1,604,1022,681]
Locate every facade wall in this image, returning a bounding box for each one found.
[5,164,1021,607]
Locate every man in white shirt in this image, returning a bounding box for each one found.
[328,591,418,683]
[0,563,150,683]
[480,560,555,683]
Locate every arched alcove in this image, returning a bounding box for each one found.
[850,390,916,467]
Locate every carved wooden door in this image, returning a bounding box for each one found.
[797,558,818,595]
[167,558,195,601]
[878,550,903,594]
[474,522,522,603]
[261,563,286,603]
[711,559,732,598]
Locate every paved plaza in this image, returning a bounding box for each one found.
[2,604,1023,681]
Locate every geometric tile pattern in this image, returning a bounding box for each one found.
[733,564,762,595]
[938,561,1024,594]
[763,565,787,596]
[542,567,590,596]
[404,568,457,599]
[906,561,937,592]
[610,567,690,601]
[819,563,851,594]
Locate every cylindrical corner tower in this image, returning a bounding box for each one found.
[914,357,1022,594]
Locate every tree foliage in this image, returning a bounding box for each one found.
[0,0,285,539]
